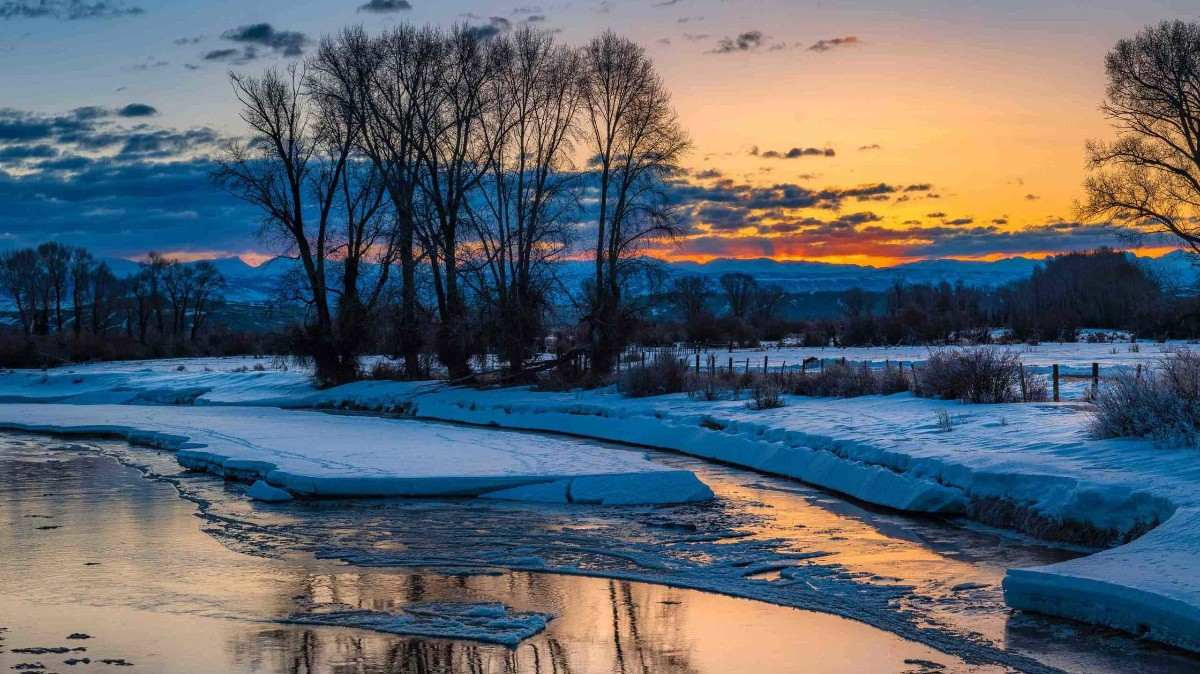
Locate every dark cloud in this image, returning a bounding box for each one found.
[945,217,974,225]
[992,218,1008,225]
[662,219,1143,261]
[753,145,835,159]
[858,144,881,151]
[0,157,259,256]
[0,0,142,20]
[1025,193,1040,200]
[0,143,58,161]
[220,23,308,57]
[711,30,763,54]
[358,0,412,12]
[0,107,223,164]
[466,16,511,40]
[808,35,860,52]
[118,103,157,117]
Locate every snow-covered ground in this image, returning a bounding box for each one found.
[2,353,1198,653]
[0,403,712,505]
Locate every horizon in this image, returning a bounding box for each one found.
[2,0,1196,264]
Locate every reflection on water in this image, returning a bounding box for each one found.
[2,429,1198,673]
[0,435,996,673]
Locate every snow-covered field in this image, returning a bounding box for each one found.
[1,351,1198,653]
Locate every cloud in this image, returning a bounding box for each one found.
[0,0,142,20]
[219,23,308,58]
[0,106,224,165]
[1025,193,1040,200]
[808,35,860,52]
[358,0,412,12]
[466,16,511,40]
[753,146,835,159]
[711,30,763,54]
[858,144,881,151]
[117,103,157,117]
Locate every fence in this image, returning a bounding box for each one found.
[615,344,1124,402]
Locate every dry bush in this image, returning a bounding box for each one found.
[1091,351,1200,446]
[748,378,785,410]
[783,362,909,398]
[916,348,1043,403]
[618,356,691,398]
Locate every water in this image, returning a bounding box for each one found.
[1,427,1197,673]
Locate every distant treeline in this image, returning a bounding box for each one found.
[644,248,1200,347]
[0,243,258,366]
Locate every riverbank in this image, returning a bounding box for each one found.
[2,355,1198,654]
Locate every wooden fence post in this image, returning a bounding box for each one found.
[763,355,769,373]
[1092,362,1099,395]
[728,356,733,374]
[696,352,701,373]
[1052,364,1060,402]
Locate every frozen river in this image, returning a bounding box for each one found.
[1,424,1197,673]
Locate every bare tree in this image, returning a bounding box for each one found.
[69,248,94,337]
[215,64,365,385]
[356,25,442,378]
[579,31,690,374]
[37,242,71,334]
[412,25,495,378]
[719,272,758,320]
[1081,20,1200,252]
[189,261,225,341]
[469,27,581,374]
[670,275,711,342]
[0,249,41,336]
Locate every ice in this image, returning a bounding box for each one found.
[247,479,292,502]
[0,404,713,506]
[285,602,552,646]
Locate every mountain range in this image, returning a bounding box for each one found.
[104,250,1198,305]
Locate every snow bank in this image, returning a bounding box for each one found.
[0,404,712,505]
[286,602,551,646]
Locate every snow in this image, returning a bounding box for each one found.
[3,353,1200,652]
[0,403,713,505]
[285,602,552,646]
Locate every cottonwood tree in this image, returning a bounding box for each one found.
[216,64,386,385]
[327,25,439,379]
[470,27,581,374]
[0,249,41,336]
[1082,20,1200,252]
[579,31,690,374]
[412,25,495,378]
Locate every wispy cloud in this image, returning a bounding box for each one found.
[808,35,860,52]
[0,0,142,20]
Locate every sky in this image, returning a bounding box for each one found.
[1,0,1197,266]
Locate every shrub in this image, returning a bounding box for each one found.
[618,356,690,398]
[1091,351,1200,446]
[783,362,909,398]
[368,359,405,381]
[916,348,1043,403]
[748,378,785,410]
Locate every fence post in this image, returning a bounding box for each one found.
[1092,362,1099,395]
[728,356,733,374]
[696,352,701,373]
[763,355,768,373]
[1052,364,1060,402]
[1018,363,1027,402]
[744,358,750,374]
